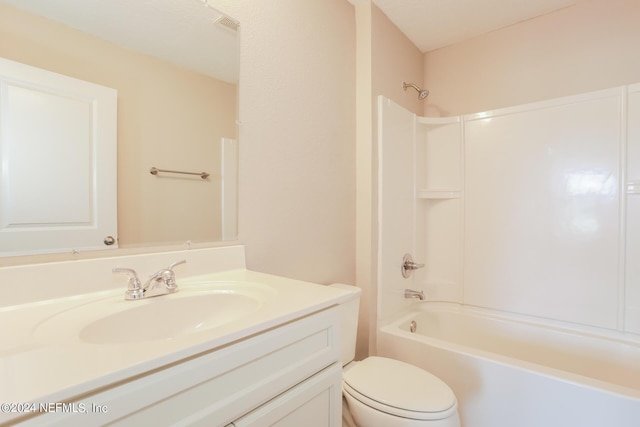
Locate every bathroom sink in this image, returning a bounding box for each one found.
[79,292,262,344]
[32,282,276,344]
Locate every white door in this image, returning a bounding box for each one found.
[0,58,117,256]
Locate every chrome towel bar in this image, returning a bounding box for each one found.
[149,167,209,179]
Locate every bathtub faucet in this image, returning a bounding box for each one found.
[404,289,425,301]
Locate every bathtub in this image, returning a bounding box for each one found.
[377,302,640,427]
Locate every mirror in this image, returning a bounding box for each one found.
[0,0,239,258]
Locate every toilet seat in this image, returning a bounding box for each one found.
[342,357,457,421]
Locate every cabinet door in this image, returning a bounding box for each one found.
[0,57,117,256]
[230,363,342,427]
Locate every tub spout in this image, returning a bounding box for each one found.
[404,289,425,301]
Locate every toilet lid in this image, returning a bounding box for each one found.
[343,357,456,417]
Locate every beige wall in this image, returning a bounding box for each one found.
[0,3,237,248]
[213,0,357,286]
[372,4,425,114]
[353,0,374,360]
[423,0,640,116]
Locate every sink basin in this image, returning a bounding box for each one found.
[80,293,262,344]
[32,282,276,344]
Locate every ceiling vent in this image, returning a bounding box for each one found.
[215,15,239,32]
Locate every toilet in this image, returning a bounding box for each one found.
[331,284,460,427]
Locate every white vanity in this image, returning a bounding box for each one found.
[0,246,350,426]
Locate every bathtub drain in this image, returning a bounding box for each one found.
[409,320,417,333]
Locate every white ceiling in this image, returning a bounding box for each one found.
[0,0,239,83]
[372,0,589,52]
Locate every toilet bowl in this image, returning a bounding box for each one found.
[330,284,460,427]
[343,357,460,427]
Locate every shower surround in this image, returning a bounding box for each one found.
[375,84,640,425]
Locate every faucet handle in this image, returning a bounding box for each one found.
[401,253,424,278]
[164,260,187,289]
[113,267,144,300]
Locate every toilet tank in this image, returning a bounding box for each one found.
[329,283,361,365]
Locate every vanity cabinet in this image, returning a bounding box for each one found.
[17,307,342,427]
[226,363,341,427]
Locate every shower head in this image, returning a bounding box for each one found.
[403,82,429,100]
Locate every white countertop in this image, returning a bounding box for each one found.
[0,267,352,424]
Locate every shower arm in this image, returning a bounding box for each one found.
[403,82,421,92]
[402,81,429,100]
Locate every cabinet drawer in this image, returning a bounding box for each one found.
[228,362,342,427]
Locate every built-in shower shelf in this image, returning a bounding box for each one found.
[417,190,461,199]
[417,116,460,128]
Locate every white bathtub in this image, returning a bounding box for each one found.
[377,303,640,427]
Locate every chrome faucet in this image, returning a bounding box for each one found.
[404,289,425,301]
[113,260,186,300]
